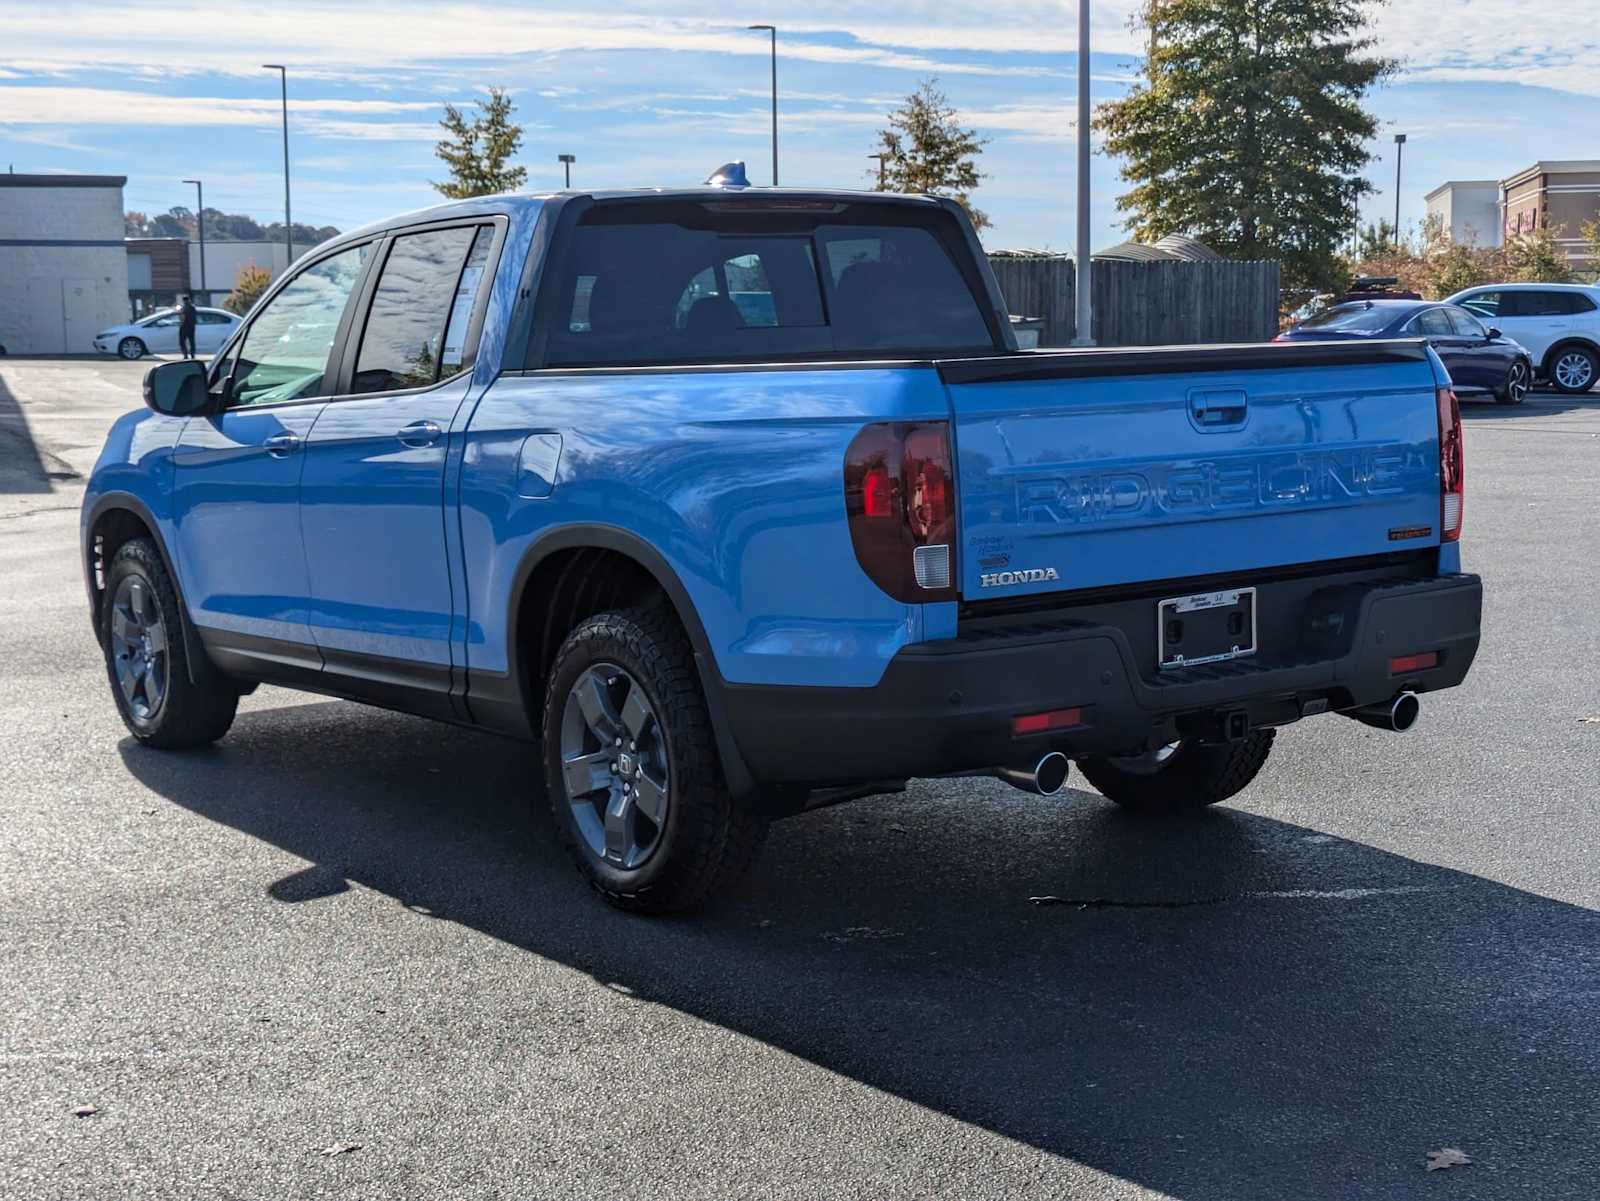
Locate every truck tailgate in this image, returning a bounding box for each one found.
[939,341,1443,600]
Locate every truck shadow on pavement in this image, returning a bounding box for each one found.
[0,376,59,494]
[120,701,1600,1201]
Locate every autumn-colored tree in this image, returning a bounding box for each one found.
[1580,218,1600,281]
[433,87,527,199]
[1502,223,1574,283]
[224,263,273,316]
[873,79,990,230]
[1097,0,1394,295]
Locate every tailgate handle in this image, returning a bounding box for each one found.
[1189,388,1249,429]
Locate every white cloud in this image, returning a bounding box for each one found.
[0,86,455,131]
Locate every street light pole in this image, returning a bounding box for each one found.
[558,153,575,188]
[869,152,889,190]
[182,178,206,301]
[263,64,293,265]
[1392,133,1407,243]
[1071,0,1094,346]
[748,25,778,186]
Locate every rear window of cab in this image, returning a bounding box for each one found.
[538,200,999,368]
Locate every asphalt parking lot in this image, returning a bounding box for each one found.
[2,356,1597,1200]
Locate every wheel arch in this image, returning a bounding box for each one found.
[1540,337,1600,376]
[84,492,210,686]
[497,524,756,799]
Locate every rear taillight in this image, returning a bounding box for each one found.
[844,421,957,602]
[1437,386,1464,542]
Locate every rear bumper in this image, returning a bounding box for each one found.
[720,570,1482,789]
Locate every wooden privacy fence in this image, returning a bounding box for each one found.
[985,256,1281,348]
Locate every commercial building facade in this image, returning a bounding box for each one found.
[1501,160,1599,271]
[1424,180,1503,247]
[1426,161,1599,272]
[0,174,130,355]
[126,238,294,316]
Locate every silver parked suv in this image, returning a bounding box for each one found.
[1446,283,1600,394]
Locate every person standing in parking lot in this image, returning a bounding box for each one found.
[178,295,197,359]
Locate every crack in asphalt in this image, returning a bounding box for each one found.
[0,504,79,522]
[1028,885,1439,909]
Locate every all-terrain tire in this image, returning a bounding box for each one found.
[542,603,767,914]
[100,538,238,748]
[1077,730,1276,815]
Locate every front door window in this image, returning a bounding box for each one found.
[230,243,371,406]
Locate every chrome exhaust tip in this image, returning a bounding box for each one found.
[992,751,1071,796]
[1344,691,1421,733]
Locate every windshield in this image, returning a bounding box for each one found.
[137,310,176,327]
[1297,304,1398,333]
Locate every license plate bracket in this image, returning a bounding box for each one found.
[1157,587,1257,670]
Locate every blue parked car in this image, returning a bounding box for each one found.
[82,173,1483,912]
[1279,299,1533,404]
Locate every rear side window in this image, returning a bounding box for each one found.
[1411,308,1454,336]
[1503,290,1591,317]
[352,224,491,394]
[541,201,995,367]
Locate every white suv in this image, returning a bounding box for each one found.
[1446,283,1600,394]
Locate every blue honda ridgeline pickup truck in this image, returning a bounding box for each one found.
[85,177,1482,912]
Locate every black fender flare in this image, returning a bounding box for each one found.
[501,523,756,801]
[83,492,212,687]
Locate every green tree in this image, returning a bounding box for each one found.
[433,87,527,199]
[224,263,273,316]
[1096,0,1394,294]
[1355,219,1399,260]
[1581,218,1600,281]
[1503,223,1573,283]
[873,78,990,230]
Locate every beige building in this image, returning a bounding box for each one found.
[1425,180,1502,247]
[0,173,131,354]
[1500,160,1600,270]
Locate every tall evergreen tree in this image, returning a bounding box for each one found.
[1096,0,1394,293]
[433,87,528,199]
[873,79,990,230]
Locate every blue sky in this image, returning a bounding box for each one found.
[4,1,1597,251]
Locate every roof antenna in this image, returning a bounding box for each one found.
[704,161,750,188]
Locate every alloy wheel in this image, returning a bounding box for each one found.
[109,575,169,724]
[559,663,670,869]
[1506,360,1530,402]
[1554,351,1595,391]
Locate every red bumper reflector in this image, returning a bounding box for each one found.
[1012,707,1083,736]
[1389,651,1438,674]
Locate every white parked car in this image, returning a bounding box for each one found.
[92,307,241,360]
[1445,282,1600,394]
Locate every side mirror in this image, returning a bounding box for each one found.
[1487,327,1502,340]
[142,359,211,416]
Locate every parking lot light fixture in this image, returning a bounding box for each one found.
[182,178,205,300]
[263,64,293,264]
[1393,132,1407,244]
[558,153,575,188]
[748,25,778,186]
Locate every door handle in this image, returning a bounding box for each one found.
[397,419,442,448]
[263,432,301,457]
[1189,388,1248,429]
